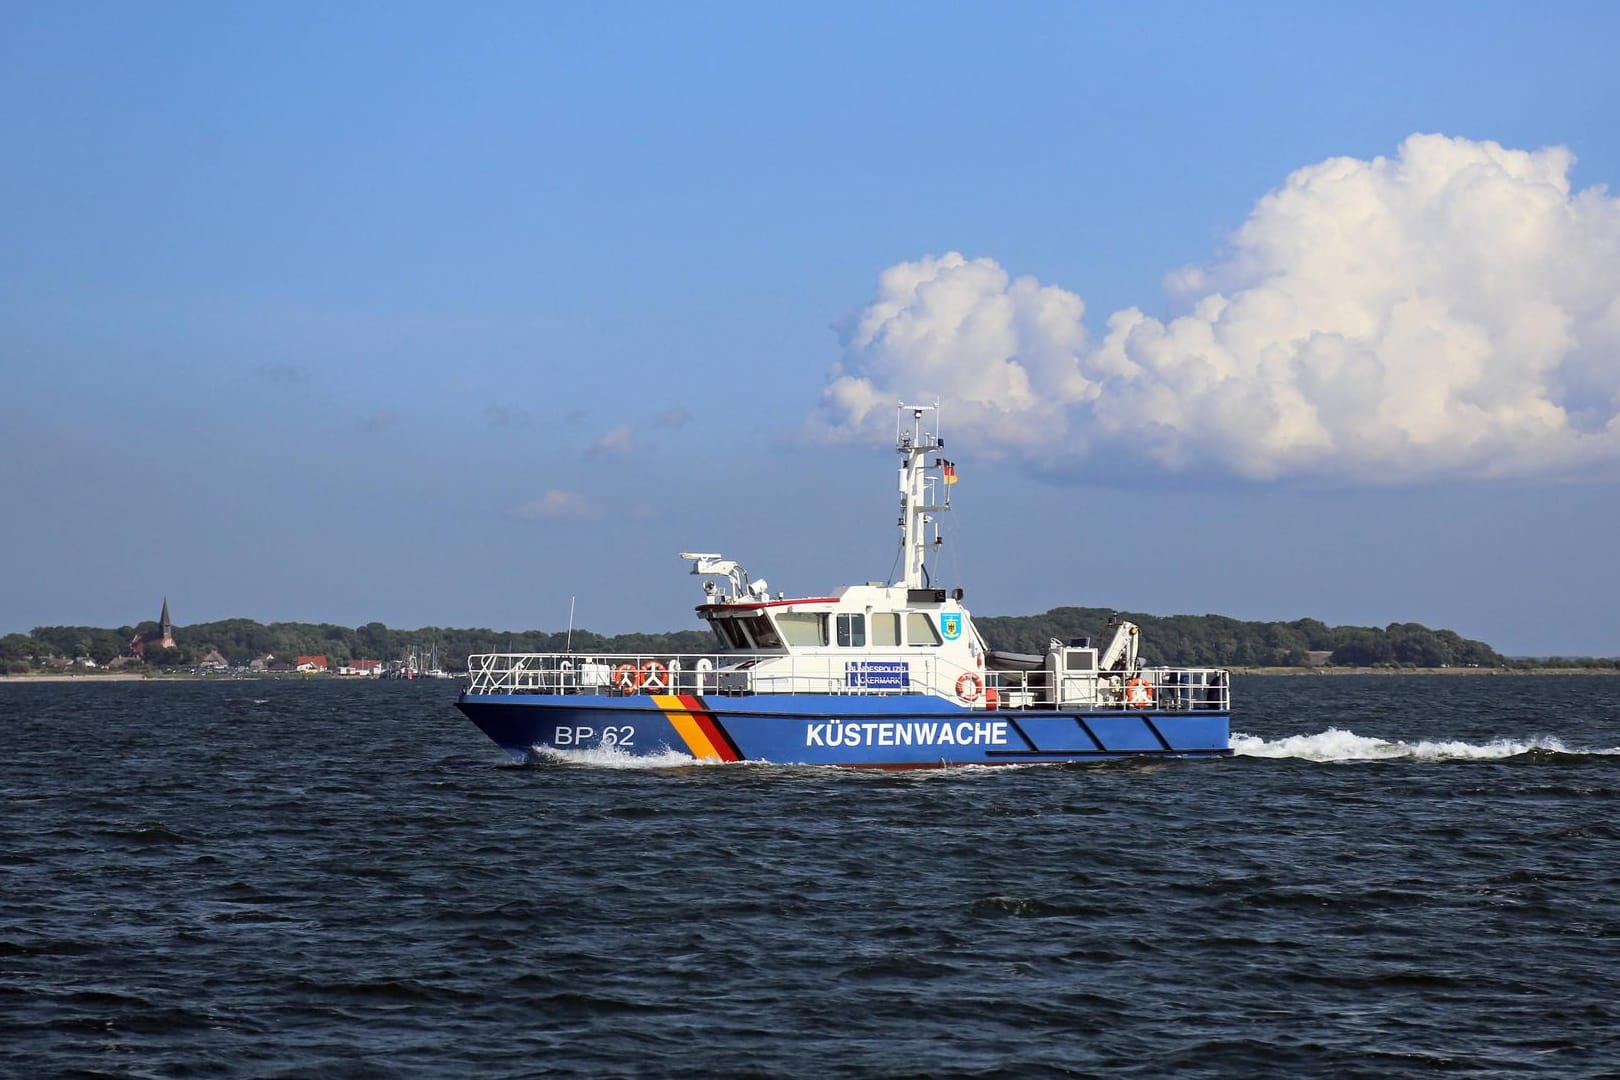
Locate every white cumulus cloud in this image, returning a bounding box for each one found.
[816,134,1620,483]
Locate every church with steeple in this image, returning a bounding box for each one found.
[130,598,177,658]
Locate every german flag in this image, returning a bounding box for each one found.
[942,460,958,484]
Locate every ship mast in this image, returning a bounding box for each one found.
[895,403,951,589]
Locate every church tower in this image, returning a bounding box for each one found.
[159,598,176,649]
[130,597,179,658]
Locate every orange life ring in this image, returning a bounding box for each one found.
[612,663,642,692]
[639,659,669,691]
[956,672,982,702]
[1125,676,1154,708]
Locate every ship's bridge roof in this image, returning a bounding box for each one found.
[697,596,842,615]
[697,583,966,617]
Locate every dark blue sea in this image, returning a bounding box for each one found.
[4,675,1619,1079]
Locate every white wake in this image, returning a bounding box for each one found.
[528,744,743,769]
[1232,727,1617,762]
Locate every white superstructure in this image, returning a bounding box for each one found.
[467,404,1227,714]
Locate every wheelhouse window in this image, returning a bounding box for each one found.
[836,613,866,647]
[742,615,783,649]
[871,613,900,647]
[712,619,747,651]
[905,612,941,646]
[775,612,828,647]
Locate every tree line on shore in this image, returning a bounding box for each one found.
[975,608,1521,668]
[5,611,1617,674]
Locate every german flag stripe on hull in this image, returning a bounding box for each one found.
[683,694,745,760]
[650,694,743,762]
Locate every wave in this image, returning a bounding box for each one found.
[520,729,1620,768]
[528,744,738,769]
[1232,727,1620,762]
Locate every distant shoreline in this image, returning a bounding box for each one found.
[3,667,1613,685]
[0,673,332,683]
[1231,666,1616,676]
[0,673,156,683]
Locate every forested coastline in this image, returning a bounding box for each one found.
[6,610,1617,674]
[973,608,1513,669]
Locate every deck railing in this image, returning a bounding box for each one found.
[464,652,1230,711]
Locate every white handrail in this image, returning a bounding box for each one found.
[463,651,1229,711]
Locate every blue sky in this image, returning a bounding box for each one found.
[4,2,1618,656]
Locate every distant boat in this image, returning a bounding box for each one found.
[385,643,462,681]
[456,405,1230,767]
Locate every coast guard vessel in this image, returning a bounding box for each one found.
[457,405,1230,767]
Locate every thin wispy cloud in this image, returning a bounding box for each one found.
[358,410,397,433]
[255,362,306,385]
[514,488,605,521]
[484,404,533,429]
[652,406,691,429]
[815,134,1620,485]
[586,423,634,459]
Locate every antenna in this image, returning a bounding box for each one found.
[565,596,576,652]
[894,402,948,589]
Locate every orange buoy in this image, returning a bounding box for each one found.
[639,659,669,691]
[956,672,982,702]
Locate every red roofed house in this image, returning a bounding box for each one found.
[296,655,329,673]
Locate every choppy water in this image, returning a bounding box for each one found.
[4,675,1619,1078]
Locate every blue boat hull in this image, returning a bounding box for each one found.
[455,692,1231,768]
